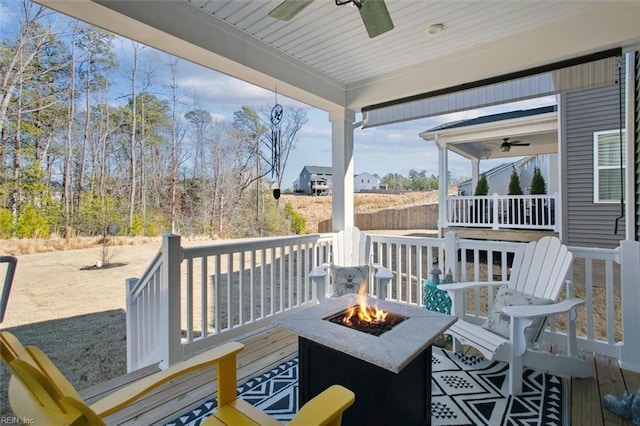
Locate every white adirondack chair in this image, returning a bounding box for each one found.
[310,227,393,301]
[439,236,593,395]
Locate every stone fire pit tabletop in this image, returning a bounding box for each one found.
[276,295,456,373]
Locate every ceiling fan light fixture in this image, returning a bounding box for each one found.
[426,23,444,34]
[501,143,511,152]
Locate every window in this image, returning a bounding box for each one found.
[594,129,626,203]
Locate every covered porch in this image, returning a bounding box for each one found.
[421,105,562,235]
[22,0,640,424]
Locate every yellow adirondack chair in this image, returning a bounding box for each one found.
[0,331,354,425]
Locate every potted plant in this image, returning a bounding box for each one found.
[530,166,548,225]
[473,174,489,223]
[507,168,525,224]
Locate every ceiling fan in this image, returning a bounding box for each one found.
[268,0,394,39]
[500,138,530,153]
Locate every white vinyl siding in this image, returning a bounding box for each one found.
[594,129,626,203]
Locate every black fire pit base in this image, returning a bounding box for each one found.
[298,337,431,426]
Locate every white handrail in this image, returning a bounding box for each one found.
[127,231,633,372]
[446,193,559,231]
[126,233,334,370]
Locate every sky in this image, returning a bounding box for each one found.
[3,1,556,191]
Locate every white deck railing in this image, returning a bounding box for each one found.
[127,231,640,374]
[446,193,559,231]
[126,233,334,372]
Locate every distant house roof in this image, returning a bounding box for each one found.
[458,157,534,186]
[458,162,515,187]
[426,105,557,133]
[355,172,377,178]
[303,166,333,175]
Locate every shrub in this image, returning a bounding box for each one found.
[530,167,547,194]
[474,175,489,196]
[129,212,144,236]
[284,202,307,234]
[16,204,50,238]
[0,209,14,238]
[508,168,523,195]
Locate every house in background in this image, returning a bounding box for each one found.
[296,168,382,194]
[354,172,380,192]
[296,166,333,195]
[457,156,558,196]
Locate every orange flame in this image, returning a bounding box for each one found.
[343,281,388,325]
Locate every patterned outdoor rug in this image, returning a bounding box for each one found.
[165,347,567,426]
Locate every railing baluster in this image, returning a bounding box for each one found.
[215,255,221,334]
[270,247,275,316]
[606,260,615,344]
[201,256,208,339]
[186,258,193,342]
[260,248,266,320]
[250,250,255,323]
[585,259,594,341]
[239,251,245,326]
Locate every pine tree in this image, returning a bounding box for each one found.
[508,168,523,195]
[474,174,489,195]
[530,167,547,194]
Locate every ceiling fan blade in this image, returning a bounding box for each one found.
[512,142,530,146]
[268,0,314,21]
[358,0,394,38]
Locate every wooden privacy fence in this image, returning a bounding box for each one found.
[318,204,438,232]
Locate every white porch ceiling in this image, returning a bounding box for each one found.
[36,0,640,117]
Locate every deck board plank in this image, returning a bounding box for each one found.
[595,353,627,426]
[571,355,602,426]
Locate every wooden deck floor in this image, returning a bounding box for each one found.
[84,325,640,425]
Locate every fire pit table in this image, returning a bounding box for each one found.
[276,295,456,426]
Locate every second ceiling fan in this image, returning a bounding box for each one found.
[268,0,394,39]
[500,138,530,153]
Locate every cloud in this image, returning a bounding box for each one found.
[211,113,226,122]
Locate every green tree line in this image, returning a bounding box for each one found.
[380,169,443,191]
[0,1,308,239]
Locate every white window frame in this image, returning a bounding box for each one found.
[593,129,626,204]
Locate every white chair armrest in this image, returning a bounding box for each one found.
[502,298,585,319]
[439,281,508,292]
[372,264,393,280]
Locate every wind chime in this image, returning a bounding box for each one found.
[270,95,284,200]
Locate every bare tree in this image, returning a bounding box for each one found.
[127,42,143,229]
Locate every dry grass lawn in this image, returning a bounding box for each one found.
[282,190,441,232]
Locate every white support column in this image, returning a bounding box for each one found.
[625,52,636,240]
[471,158,480,193]
[437,136,448,234]
[330,108,356,232]
[619,240,640,373]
